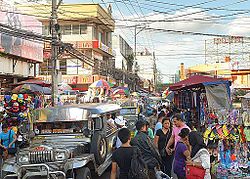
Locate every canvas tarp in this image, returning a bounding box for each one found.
[205,83,230,109]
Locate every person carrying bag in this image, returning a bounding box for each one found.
[154,117,174,177]
[186,131,211,179]
[0,124,17,160]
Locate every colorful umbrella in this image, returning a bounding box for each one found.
[89,79,110,89]
[107,81,115,88]
[113,89,127,96]
[112,86,129,95]
[12,84,51,94]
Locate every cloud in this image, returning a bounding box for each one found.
[227,16,250,36]
[113,7,250,82]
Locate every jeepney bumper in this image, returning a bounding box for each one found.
[3,163,66,179]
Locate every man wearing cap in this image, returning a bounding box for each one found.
[131,120,161,179]
[114,116,127,148]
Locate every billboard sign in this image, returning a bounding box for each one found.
[0,0,43,62]
[214,36,243,44]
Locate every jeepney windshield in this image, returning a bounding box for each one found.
[32,107,89,134]
[120,108,137,116]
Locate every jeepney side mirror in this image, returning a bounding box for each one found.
[84,114,94,137]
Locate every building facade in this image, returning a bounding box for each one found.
[18,3,116,91]
[186,58,250,89]
[112,34,137,88]
[0,0,43,92]
[136,49,155,91]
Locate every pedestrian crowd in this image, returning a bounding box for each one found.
[111,101,211,179]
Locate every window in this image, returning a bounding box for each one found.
[72,25,79,34]
[93,27,97,39]
[42,25,49,35]
[80,24,87,34]
[61,25,71,35]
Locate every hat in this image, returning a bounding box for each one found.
[4,95,12,103]
[23,94,28,100]
[115,116,126,126]
[18,94,24,99]
[12,94,18,101]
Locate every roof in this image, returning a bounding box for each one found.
[169,75,229,91]
[17,4,115,31]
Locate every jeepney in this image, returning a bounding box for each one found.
[2,104,121,179]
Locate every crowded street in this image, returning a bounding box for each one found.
[0,0,250,179]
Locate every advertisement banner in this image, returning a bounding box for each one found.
[0,1,43,62]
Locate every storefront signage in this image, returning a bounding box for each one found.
[99,42,113,56]
[38,75,93,84]
[44,41,99,50]
[214,36,243,44]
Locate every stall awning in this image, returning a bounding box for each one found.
[169,75,229,91]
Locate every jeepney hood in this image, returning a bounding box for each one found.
[28,134,91,152]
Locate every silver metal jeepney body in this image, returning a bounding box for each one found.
[2,104,121,179]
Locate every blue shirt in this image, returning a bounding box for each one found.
[0,130,15,148]
[154,122,162,135]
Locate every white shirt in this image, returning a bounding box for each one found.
[192,148,211,179]
[115,126,127,148]
[107,118,115,125]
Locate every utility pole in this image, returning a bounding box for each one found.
[134,25,147,91]
[51,0,59,106]
[153,52,157,93]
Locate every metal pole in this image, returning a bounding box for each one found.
[134,26,137,91]
[153,52,157,93]
[51,0,59,106]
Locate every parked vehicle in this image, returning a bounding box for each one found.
[2,104,121,179]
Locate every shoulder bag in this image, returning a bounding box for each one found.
[160,129,172,158]
[186,149,206,179]
[7,130,17,155]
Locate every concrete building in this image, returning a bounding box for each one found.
[185,57,250,89]
[18,3,116,91]
[112,34,133,72]
[136,49,154,91]
[112,34,137,88]
[0,0,43,92]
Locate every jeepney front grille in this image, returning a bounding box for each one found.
[29,150,54,164]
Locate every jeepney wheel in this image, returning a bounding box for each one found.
[75,167,91,179]
[90,132,107,165]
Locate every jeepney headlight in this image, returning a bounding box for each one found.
[18,154,29,163]
[55,151,68,161]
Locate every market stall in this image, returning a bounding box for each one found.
[170,75,249,178]
[170,75,231,126]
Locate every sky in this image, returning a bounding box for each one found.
[20,0,250,82]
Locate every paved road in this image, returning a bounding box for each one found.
[94,171,110,179]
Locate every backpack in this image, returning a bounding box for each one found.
[128,147,150,179]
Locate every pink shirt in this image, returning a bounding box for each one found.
[172,124,190,148]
